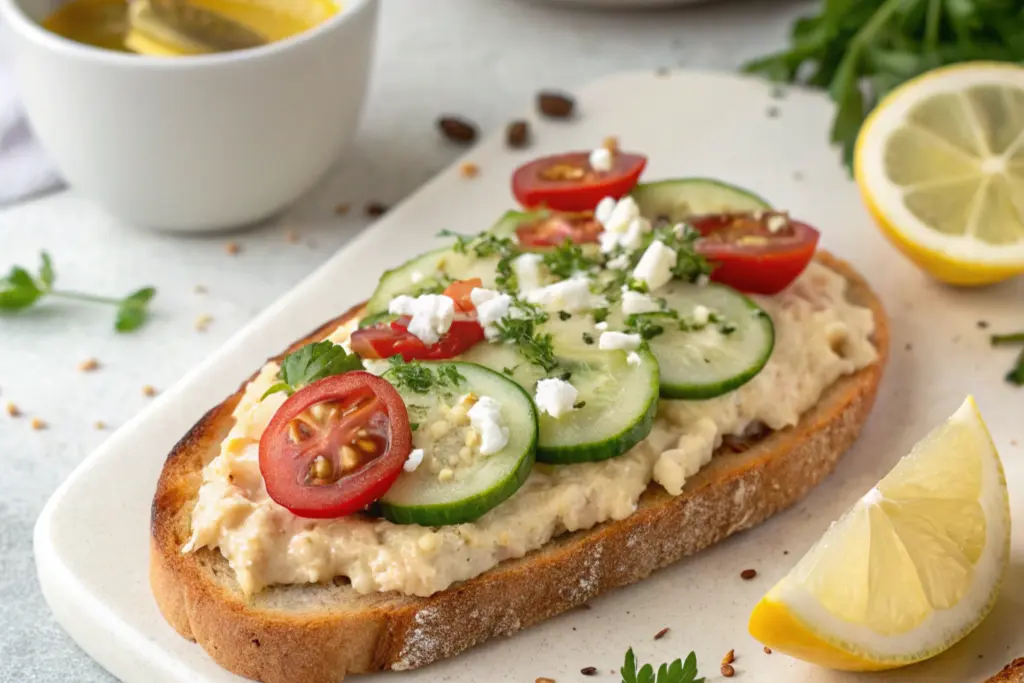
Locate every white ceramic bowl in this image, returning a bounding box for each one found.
[0,0,378,232]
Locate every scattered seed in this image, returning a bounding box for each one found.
[94,420,107,430]
[78,358,100,372]
[537,90,575,119]
[654,627,670,640]
[334,202,351,216]
[31,417,46,430]
[722,649,736,665]
[143,385,158,397]
[741,568,757,580]
[1011,439,1018,446]
[194,284,208,294]
[284,228,300,244]
[459,162,480,179]
[580,666,598,676]
[767,105,781,118]
[506,120,530,148]
[764,646,772,655]
[721,663,735,678]
[194,314,213,333]
[437,116,478,144]
[6,402,21,418]
[783,550,789,555]
[603,136,619,154]
[224,241,241,256]
[365,201,388,218]
[536,679,556,683]
[977,320,989,329]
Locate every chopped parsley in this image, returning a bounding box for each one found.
[626,313,672,340]
[437,228,521,293]
[494,300,558,373]
[542,239,597,280]
[262,341,364,399]
[651,223,714,283]
[992,332,1024,386]
[582,332,595,345]
[621,647,704,683]
[385,356,466,394]
[558,310,572,321]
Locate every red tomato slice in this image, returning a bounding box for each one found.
[351,318,485,361]
[515,212,604,248]
[512,151,647,212]
[691,212,821,295]
[443,278,482,313]
[259,373,411,519]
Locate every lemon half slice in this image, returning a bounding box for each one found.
[855,62,1024,285]
[749,396,1010,671]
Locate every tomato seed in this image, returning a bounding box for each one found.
[340,446,360,470]
[311,456,333,480]
[537,91,575,119]
[437,116,478,144]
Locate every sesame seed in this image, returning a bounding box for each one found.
[459,162,480,179]
[143,385,158,397]
[30,417,46,430]
[224,241,241,256]
[194,314,213,333]
[603,136,619,153]
[78,358,100,372]
[654,627,670,640]
[763,646,772,655]
[6,402,22,417]
[536,678,556,683]
[722,649,735,665]
[94,420,107,430]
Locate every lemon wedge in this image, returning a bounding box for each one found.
[749,396,1010,671]
[855,62,1024,285]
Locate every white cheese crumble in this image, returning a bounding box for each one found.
[693,304,711,326]
[596,196,651,254]
[595,196,617,225]
[526,277,606,313]
[632,240,677,292]
[595,321,609,331]
[627,351,643,366]
[513,253,544,294]
[621,290,661,315]
[534,378,579,419]
[403,448,425,472]
[589,147,613,173]
[470,287,512,340]
[466,395,509,456]
[599,331,642,351]
[410,270,425,284]
[388,294,455,346]
[606,253,631,270]
[767,214,789,233]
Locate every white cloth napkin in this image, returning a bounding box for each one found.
[0,63,63,205]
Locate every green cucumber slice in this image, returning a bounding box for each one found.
[378,362,537,526]
[631,178,771,225]
[619,283,774,400]
[459,317,660,464]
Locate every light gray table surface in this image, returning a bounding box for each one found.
[0,1,813,680]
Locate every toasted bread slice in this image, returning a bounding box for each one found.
[151,252,889,683]
[988,660,1024,683]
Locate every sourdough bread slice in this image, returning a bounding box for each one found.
[151,252,889,683]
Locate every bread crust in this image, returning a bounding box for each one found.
[987,659,1024,683]
[151,252,889,682]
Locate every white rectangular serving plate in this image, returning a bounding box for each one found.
[35,70,1024,683]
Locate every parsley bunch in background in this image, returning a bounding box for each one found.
[745,0,1024,169]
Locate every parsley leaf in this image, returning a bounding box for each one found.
[493,300,558,373]
[992,331,1024,387]
[652,224,714,283]
[621,648,704,683]
[385,356,466,394]
[543,239,597,280]
[263,341,364,399]
[437,228,522,293]
[0,251,156,332]
[626,312,674,340]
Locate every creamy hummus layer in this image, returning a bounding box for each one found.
[183,262,877,597]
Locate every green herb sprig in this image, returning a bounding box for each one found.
[263,341,364,399]
[494,300,558,373]
[543,240,598,280]
[438,228,522,293]
[621,647,704,683]
[0,252,156,332]
[385,357,465,394]
[653,225,714,283]
[744,0,1024,170]
[992,331,1024,386]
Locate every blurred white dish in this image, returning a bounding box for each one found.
[0,0,378,232]
[536,0,719,7]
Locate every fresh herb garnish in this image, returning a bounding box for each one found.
[0,252,157,333]
[743,0,1024,170]
[263,341,364,399]
[592,307,610,324]
[438,229,523,293]
[626,313,671,340]
[384,356,466,394]
[543,239,597,280]
[992,331,1024,386]
[582,332,595,345]
[494,300,558,372]
[653,224,714,283]
[558,310,572,321]
[621,647,704,683]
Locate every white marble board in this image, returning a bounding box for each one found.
[33,70,1024,683]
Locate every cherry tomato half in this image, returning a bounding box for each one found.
[259,373,411,519]
[443,278,482,313]
[512,151,647,212]
[515,212,604,248]
[690,212,821,295]
[350,318,485,361]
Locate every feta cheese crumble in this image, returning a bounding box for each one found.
[692,304,711,326]
[596,196,651,254]
[471,287,512,340]
[589,147,613,173]
[526,277,607,313]
[388,294,455,345]
[627,351,643,366]
[599,331,642,351]
[466,395,510,455]
[404,448,425,472]
[632,240,677,292]
[621,290,661,315]
[534,378,579,419]
[513,253,545,294]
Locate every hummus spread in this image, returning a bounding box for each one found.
[183,262,877,597]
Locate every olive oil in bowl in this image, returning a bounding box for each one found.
[43,0,339,56]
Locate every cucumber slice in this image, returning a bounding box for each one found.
[631,178,771,225]
[459,317,660,464]
[378,362,537,526]
[618,282,775,400]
